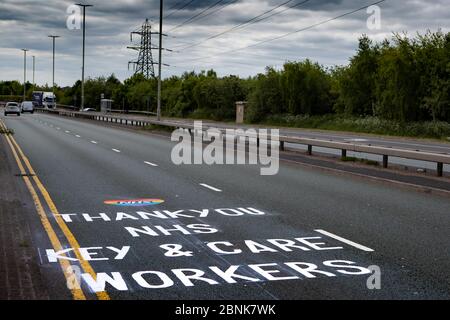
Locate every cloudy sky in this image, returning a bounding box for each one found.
[0,0,448,86]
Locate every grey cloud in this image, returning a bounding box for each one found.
[0,0,449,86]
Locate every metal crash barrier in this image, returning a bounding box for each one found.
[36,108,450,177]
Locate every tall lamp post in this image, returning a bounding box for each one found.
[76,3,93,110]
[21,49,29,101]
[157,0,163,121]
[32,55,36,89]
[48,35,60,98]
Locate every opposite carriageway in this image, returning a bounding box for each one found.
[36,108,450,177]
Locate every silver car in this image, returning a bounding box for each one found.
[21,101,34,114]
[4,102,20,116]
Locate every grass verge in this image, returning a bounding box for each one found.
[260,114,450,140]
[341,156,379,166]
[143,124,174,133]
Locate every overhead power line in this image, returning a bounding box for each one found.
[169,0,238,32]
[165,0,196,18]
[247,0,310,27]
[172,0,387,63]
[186,0,240,26]
[178,0,303,50]
[167,0,187,11]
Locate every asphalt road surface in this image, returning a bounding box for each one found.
[60,110,450,172]
[182,118,450,172]
[1,112,450,300]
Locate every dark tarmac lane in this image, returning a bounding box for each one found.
[1,112,449,300]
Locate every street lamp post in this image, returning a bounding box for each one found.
[48,35,60,98]
[76,3,93,111]
[32,55,35,89]
[157,0,163,121]
[21,49,29,101]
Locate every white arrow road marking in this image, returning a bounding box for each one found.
[315,229,374,252]
[144,161,158,167]
[199,183,222,192]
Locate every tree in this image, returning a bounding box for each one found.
[334,35,379,116]
[374,34,422,121]
[281,60,332,115]
[247,67,282,122]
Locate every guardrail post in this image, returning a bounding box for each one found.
[383,155,388,168]
[437,162,443,177]
[307,145,312,155]
[341,149,347,158]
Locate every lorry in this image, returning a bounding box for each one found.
[32,91,56,109]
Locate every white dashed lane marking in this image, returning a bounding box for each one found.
[75,135,81,138]
[91,141,98,144]
[314,229,374,252]
[112,149,121,153]
[199,183,222,192]
[144,161,158,167]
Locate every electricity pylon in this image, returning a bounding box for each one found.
[127,19,159,79]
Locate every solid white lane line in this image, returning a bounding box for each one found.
[144,161,158,167]
[199,183,222,192]
[112,149,121,153]
[91,141,98,144]
[314,229,374,252]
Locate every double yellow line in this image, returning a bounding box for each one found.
[0,119,110,300]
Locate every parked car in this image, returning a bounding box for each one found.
[81,108,96,112]
[21,101,34,114]
[4,102,20,116]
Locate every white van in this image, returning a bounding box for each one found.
[21,101,34,114]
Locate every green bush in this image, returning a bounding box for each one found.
[262,114,450,139]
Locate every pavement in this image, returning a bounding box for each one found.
[0,133,48,300]
[0,111,449,300]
